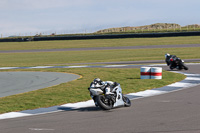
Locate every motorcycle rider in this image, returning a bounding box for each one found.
[165,53,178,69]
[89,78,117,95]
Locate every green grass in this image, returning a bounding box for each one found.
[0,68,185,114]
[0,36,200,51]
[0,47,199,67]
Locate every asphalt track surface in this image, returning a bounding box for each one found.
[0,72,80,98]
[0,64,199,133]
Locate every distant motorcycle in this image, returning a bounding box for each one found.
[168,57,188,70]
[88,82,131,110]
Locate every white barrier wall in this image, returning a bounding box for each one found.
[140,67,162,79]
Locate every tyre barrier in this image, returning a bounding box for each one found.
[140,67,151,79]
[140,67,162,79]
[151,67,162,79]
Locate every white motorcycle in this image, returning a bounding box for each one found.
[88,82,131,110]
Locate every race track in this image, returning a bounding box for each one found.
[0,63,200,133]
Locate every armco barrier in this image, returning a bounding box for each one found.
[32,32,200,41]
[140,67,162,79]
[1,31,200,42]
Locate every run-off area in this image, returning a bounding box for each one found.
[0,72,80,98]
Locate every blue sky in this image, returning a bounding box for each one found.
[0,0,200,37]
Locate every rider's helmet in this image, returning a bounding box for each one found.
[165,53,170,59]
[91,78,105,90]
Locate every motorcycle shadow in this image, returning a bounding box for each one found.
[166,69,184,71]
[57,106,112,112]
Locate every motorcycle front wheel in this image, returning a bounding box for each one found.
[180,62,188,70]
[183,65,188,70]
[123,95,131,107]
[96,95,113,110]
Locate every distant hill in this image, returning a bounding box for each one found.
[96,23,200,33]
[182,24,200,28]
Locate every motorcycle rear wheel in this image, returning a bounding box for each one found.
[96,95,113,110]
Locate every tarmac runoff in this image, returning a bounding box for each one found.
[0,72,80,98]
[0,63,200,120]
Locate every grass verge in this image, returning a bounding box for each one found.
[0,68,185,114]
